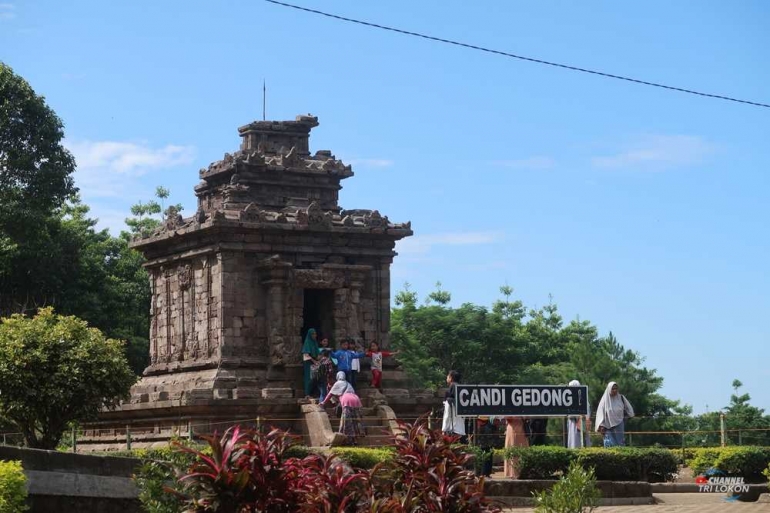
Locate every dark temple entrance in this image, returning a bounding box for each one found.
[301,289,335,343]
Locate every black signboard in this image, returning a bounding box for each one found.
[454,385,589,417]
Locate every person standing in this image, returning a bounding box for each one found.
[504,417,529,478]
[316,348,335,402]
[595,381,634,447]
[526,418,548,446]
[301,328,320,399]
[350,340,362,389]
[366,341,398,391]
[566,379,592,448]
[320,371,364,445]
[331,339,365,385]
[441,370,467,443]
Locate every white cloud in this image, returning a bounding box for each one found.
[592,135,713,171]
[63,139,195,235]
[396,231,504,256]
[66,139,195,198]
[492,156,555,170]
[69,140,195,175]
[346,158,394,168]
[0,3,15,20]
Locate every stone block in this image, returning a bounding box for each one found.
[262,388,294,399]
[186,389,213,402]
[213,388,232,400]
[233,388,260,399]
[150,391,169,402]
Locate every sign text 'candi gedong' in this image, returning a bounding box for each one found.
[454,385,589,417]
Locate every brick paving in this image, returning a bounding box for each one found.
[508,506,769,512]
[504,493,770,512]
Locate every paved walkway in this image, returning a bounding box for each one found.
[504,493,770,512]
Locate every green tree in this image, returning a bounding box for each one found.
[0,63,77,315]
[688,380,770,447]
[0,65,153,375]
[391,282,688,446]
[0,308,136,449]
[0,195,152,374]
[724,380,770,446]
[124,185,183,237]
[125,200,162,237]
[0,62,76,232]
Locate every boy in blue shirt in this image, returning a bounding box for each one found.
[331,339,365,386]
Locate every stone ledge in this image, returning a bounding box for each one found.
[484,479,652,499]
[488,496,654,507]
[26,470,138,499]
[0,446,139,477]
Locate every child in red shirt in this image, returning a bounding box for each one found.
[366,341,398,391]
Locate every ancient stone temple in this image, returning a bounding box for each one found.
[82,115,431,449]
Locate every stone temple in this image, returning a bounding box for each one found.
[82,115,438,449]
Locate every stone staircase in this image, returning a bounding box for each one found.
[323,404,392,447]
[299,360,443,448]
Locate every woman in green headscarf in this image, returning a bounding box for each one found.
[301,328,320,398]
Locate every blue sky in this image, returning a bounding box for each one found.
[2,1,768,415]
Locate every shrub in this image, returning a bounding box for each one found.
[157,421,501,512]
[293,454,370,512]
[533,460,600,513]
[330,447,393,470]
[690,447,770,481]
[285,444,312,459]
[502,446,677,482]
[688,448,722,474]
[0,308,136,449]
[576,448,677,483]
[503,446,573,480]
[132,439,205,513]
[763,463,770,490]
[174,426,302,511]
[373,421,502,512]
[465,444,495,476]
[0,460,28,513]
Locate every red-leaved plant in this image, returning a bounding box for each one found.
[168,419,500,512]
[368,420,502,513]
[295,454,370,512]
[172,425,300,512]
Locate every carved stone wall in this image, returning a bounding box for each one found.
[125,115,410,412]
[148,256,221,367]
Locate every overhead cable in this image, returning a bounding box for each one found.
[265,0,770,109]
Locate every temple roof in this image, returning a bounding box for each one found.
[130,115,412,249]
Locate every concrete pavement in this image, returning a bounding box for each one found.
[504,492,770,512]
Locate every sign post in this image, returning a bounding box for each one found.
[454,385,589,417]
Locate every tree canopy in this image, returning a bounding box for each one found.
[391,283,698,446]
[0,62,76,227]
[0,308,136,449]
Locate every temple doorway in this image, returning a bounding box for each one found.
[301,289,335,344]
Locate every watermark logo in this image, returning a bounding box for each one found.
[696,468,748,500]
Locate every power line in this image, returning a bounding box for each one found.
[264,0,770,110]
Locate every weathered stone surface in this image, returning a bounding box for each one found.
[261,388,294,399]
[88,114,421,449]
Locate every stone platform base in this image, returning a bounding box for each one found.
[485,479,653,507]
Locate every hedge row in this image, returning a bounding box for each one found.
[95,444,678,482]
[97,444,770,483]
[98,442,310,462]
[686,446,770,482]
[329,447,394,469]
[101,445,393,469]
[502,446,678,482]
